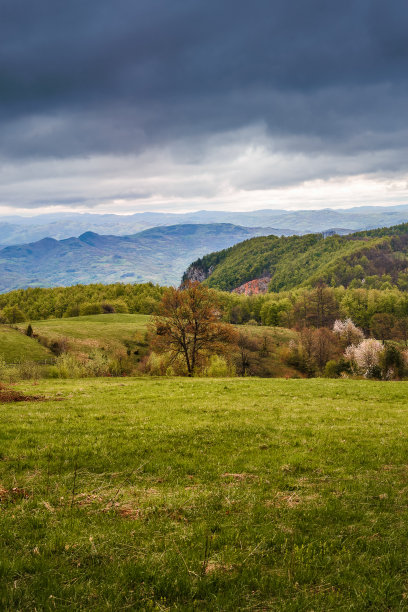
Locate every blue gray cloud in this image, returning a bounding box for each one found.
[1,0,408,212]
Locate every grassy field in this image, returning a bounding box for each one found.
[22,313,150,340]
[0,326,53,363]
[15,314,150,358]
[10,315,298,376]
[1,377,408,610]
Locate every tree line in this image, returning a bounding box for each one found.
[2,282,408,347]
[147,283,408,380]
[0,283,165,322]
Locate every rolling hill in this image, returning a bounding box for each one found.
[0,223,278,292]
[0,326,53,363]
[183,223,408,292]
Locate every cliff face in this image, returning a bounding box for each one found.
[233,277,271,295]
[181,263,214,287]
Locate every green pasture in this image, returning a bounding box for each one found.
[18,313,150,340]
[0,326,52,363]
[1,377,408,609]
[16,313,150,356]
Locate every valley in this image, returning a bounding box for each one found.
[0,223,275,292]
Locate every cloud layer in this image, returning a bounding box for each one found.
[1,0,408,214]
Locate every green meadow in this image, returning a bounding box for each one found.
[21,313,150,341]
[16,314,150,356]
[0,326,52,363]
[1,377,408,610]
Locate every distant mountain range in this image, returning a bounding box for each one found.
[0,223,282,292]
[1,204,408,247]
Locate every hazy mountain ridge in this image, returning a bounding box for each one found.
[0,223,279,293]
[2,204,408,247]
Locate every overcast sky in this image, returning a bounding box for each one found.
[1,0,408,216]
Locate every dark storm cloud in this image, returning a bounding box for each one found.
[1,0,408,161]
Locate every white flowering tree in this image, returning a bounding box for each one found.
[333,318,364,346]
[344,338,383,375]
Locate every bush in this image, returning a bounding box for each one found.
[0,354,6,379]
[15,361,42,380]
[364,364,383,380]
[63,305,80,317]
[205,355,235,377]
[380,343,404,379]
[144,352,169,376]
[79,302,103,316]
[324,358,352,378]
[324,360,340,378]
[111,300,129,313]
[43,336,69,356]
[54,354,86,379]
[101,302,116,314]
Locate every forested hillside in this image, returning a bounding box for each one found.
[184,223,408,292]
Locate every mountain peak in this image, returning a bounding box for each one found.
[79,231,100,241]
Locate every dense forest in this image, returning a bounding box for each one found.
[184,223,408,292]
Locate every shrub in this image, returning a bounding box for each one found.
[79,302,103,316]
[101,302,116,313]
[54,354,86,379]
[15,361,42,380]
[83,351,110,377]
[205,355,235,377]
[63,305,80,317]
[145,352,169,376]
[48,337,69,356]
[364,364,383,380]
[0,354,6,379]
[324,360,340,378]
[111,300,129,313]
[380,343,404,379]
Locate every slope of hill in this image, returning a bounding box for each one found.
[183,223,408,292]
[0,326,53,363]
[0,223,277,292]
[15,313,149,356]
[2,204,408,246]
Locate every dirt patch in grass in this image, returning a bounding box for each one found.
[0,384,43,403]
[221,472,258,480]
[267,491,320,508]
[204,561,234,575]
[0,486,30,501]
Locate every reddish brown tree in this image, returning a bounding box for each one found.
[151,282,236,376]
[370,313,395,343]
[391,317,408,345]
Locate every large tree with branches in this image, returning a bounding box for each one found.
[151,282,236,376]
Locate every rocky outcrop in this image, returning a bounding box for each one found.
[233,276,271,295]
[180,264,214,287]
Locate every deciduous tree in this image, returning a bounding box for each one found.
[151,282,236,376]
